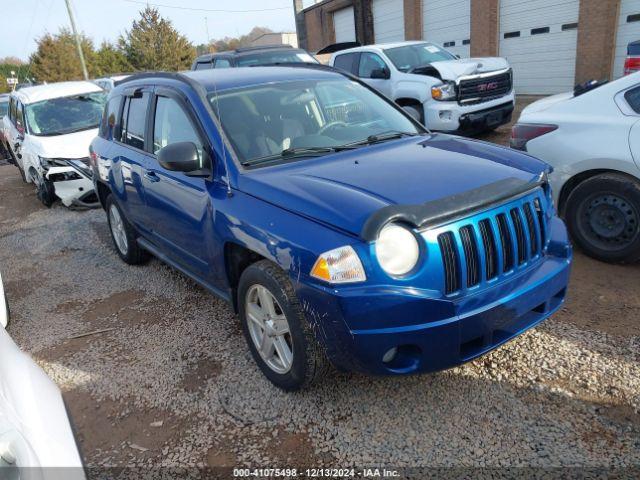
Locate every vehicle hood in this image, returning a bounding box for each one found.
[238,134,547,238]
[429,57,510,80]
[520,92,574,116]
[26,128,97,159]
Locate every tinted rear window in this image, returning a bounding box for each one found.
[195,62,213,70]
[333,53,357,73]
[122,93,149,150]
[628,43,640,56]
[100,95,122,140]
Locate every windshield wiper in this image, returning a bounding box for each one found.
[339,130,421,148]
[242,145,357,167]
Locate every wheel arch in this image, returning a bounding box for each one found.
[558,168,640,216]
[224,242,266,312]
[95,180,111,211]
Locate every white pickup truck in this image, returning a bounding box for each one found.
[328,41,515,134]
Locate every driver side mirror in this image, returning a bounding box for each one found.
[370,67,390,80]
[157,142,210,177]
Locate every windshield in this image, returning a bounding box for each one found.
[384,43,456,72]
[25,92,106,136]
[236,51,318,67]
[208,78,423,166]
[0,101,7,118]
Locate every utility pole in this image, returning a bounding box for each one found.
[64,0,89,80]
[205,17,211,52]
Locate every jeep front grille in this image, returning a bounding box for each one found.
[458,69,513,105]
[436,190,548,295]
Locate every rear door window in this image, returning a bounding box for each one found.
[333,53,358,74]
[214,58,232,68]
[195,62,213,70]
[121,92,149,150]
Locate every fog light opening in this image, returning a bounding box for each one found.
[382,347,398,364]
[439,110,452,121]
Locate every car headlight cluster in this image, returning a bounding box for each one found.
[310,223,421,284]
[431,81,456,101]
[375,223,420,276]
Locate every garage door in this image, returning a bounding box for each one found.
[499,0,579,95]
[613,0,640,79]
[373,0,405,43]
[334,6,356,43]
[422,0,470,58]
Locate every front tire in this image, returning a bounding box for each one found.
[564,173,640,263]
[105,194,148,265]
[238,260,330,391]
[401,105,424,125]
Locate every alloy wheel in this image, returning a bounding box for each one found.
[245,284,294,374]
[109,204,128,255]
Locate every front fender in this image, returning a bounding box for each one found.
[394,75,439,104]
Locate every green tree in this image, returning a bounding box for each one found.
[94,41,131,76]
[29,28,98,82]
[119,7,195,71]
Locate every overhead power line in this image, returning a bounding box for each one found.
[123,0,292,13]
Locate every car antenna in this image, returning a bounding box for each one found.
[211,72,233,198]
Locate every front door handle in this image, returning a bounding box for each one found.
[144,171,160,183]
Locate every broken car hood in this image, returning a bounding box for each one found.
[429,57,510,80]
[238,134,547,238]
[26,128,98,160]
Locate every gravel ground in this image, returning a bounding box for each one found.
[0,98,639,476]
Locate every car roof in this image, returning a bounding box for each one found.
[11,81,103,105]
[195,45,300,62]
[121,66,347,94]
[332,40,428,56]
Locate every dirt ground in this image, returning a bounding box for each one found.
[1,97,639,476]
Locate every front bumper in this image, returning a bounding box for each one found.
[424,91,515,132]
[296,219,572,376]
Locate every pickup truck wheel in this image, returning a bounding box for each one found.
[565,173,640,263]
[401,105,424,124]
[105,194,149,265]
[238,260,330,391]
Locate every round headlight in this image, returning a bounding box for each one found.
[375,223,420,276]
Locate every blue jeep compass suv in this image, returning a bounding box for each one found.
[90,66,572,390]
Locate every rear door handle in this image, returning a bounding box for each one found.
[144,170,160,183]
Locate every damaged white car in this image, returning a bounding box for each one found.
[0,272,85,479]
[327,41,515,134]
[3,82,106,208]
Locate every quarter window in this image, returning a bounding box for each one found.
[121,92,149,150]
[358,53,388,79]
[153,96,204,167]
[100,95,122,140]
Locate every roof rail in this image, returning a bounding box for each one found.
[234,44,294,53]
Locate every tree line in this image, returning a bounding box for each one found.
[1,7,275,93]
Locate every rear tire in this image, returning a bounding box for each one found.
[238,260,330,391]
[564,173,640,263]
[105,194,149,265]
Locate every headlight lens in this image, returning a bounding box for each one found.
[375,223,420,276]
[310,246,366,284]
[431,81,456,101]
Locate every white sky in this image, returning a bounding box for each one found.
[0,0,297,61]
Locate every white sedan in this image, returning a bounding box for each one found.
[511,73,640,264]
[0,272,85,478]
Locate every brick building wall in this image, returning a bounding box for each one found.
[295,0,622,87]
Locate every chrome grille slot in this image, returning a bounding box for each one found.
[460,225,480,287]
[438,232,460,294]
[478,219,498,280]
